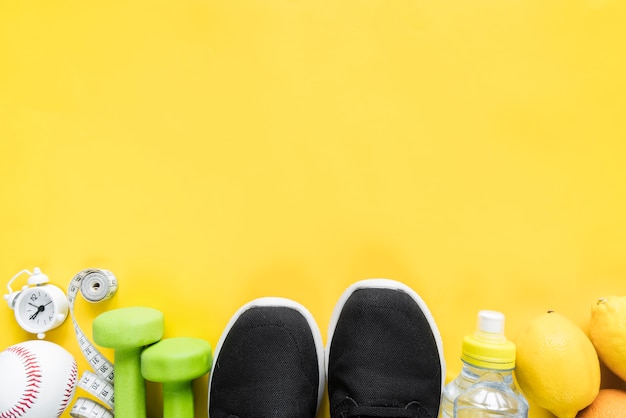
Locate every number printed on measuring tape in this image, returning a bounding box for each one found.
[68,269,119,415]
[78,370,115,410]
[70,397,114,418]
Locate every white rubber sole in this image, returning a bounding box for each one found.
[325,278,446,392]
[208,297,326,415]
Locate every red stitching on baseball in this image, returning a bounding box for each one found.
[0,346,41,418]
[56,359,78,418]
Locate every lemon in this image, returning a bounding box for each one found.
[589,296,626,381]
[514,311,600,418]
[576,389,626,418]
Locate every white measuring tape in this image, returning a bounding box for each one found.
[71,397,114,418]
[67,269,118,418]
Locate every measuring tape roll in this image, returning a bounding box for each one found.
[78,270,117,303]
[68,269,118,417]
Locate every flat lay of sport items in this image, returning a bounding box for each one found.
[3,268,626,418]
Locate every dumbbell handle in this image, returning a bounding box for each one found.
[163,381,194,418]
[114,347,146,418]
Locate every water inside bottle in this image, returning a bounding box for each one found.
[454,375,528,418]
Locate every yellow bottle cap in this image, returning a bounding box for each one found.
[460,310,516,370]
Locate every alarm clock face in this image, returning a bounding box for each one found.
[16,287,64,334]
[17,288,55,330]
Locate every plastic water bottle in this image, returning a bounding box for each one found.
[439,310,528,418]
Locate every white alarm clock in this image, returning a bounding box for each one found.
[4,267,69,339]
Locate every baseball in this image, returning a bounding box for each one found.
[0,340,78,418]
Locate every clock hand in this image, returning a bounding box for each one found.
[29,305,46,320]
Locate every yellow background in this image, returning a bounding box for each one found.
[1,0,625,417]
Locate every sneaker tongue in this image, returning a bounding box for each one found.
[346,404,432,418]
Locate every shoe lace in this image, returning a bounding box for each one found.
[340,398,433,418]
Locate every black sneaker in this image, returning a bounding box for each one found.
[208,297,325,418]
[326,279,445,418]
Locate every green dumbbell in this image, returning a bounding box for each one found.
[93,307,164,418]
[141,337,212,418]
